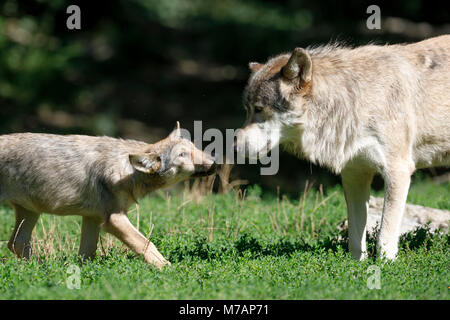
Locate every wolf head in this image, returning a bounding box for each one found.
[236,48,313,160]
[129,122,217,185]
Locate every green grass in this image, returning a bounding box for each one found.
[0,180,449,299]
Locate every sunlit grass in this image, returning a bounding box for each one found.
[0,180,448,299]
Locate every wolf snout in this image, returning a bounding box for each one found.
[208,161,218,173]
[202,160,218,174]
[193,160,218,177]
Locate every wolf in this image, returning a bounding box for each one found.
[236,35,450,260]
[0,123,216,269]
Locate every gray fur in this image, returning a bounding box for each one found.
[0,130,216,268]
[237,35,450,261]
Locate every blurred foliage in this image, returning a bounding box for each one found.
[0,0,448,193]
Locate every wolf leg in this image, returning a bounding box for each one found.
[78,216,100,260]
[103,212,170,269]
[377,163,412,260]
[8,204,40,259]
[341,167,374,261]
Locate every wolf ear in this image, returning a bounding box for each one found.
[282,48,312,82]
[168,121,182,140]
[249,62,264,73]
[129,153,161,174]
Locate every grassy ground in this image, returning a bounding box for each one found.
[0,179,449,299]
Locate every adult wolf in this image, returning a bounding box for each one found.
[0,123,216,268]
[236,35,450,260]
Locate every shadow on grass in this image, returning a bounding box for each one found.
[4,224,443,265]
[167,231,349,262]
[167,223,448,263]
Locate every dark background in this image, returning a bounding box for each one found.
[1,0,449,194]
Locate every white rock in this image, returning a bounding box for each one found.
[367,196,450,235]
[337,197,450,236]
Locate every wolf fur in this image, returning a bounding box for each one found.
[237,35,450,260]
[0,125,216,268]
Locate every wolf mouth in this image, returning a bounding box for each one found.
[191,163,218,177]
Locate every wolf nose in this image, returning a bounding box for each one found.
[209,149,216,158]
[210,162,218,172]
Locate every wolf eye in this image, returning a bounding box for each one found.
[254,105,264,113]
[179,152,188,158]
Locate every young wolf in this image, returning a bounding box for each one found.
[236,35,450,260]
[0,123,216,269]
